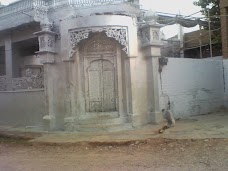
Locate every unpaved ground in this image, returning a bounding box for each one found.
[0,137,227,171]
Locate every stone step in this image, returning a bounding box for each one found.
[74,123,133,132]
[64,113,130,132]
[75,116,127,125]
[77,112,119,120]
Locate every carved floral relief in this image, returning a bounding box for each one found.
[69,27,129,58]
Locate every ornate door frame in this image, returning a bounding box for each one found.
[83,34,118,113]
[68,27,129,120]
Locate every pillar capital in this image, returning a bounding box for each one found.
[139,23,164,48]
[34,30,57,64]
[138,23,163,57]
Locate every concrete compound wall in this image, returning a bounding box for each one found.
[1,58,228,128]
[223,59,228,108]
[0,89,45,127]
[159,58,225,118]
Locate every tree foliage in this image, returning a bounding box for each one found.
[193,0,221,47]
[193,0,220,18]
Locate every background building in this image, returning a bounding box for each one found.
[161,35,181,58]
[184,29,222,58]
[220,0,228,58]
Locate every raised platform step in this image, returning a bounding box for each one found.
[64,114,132,132]
[77,112,119,120]
[75,116,127,125]
[74,123,133,132]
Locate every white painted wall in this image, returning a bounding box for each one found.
[223,59,228,108]
[159,58,225,118]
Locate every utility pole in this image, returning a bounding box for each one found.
[199,25,203,59]
[178,10,184,58]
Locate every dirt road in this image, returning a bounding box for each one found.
[0,137,227,171]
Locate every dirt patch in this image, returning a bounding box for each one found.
[0,137,227,171]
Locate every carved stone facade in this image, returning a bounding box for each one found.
[0,76,7,91]
[12,71,44,90]
[39,36,45,49]
[0,0,163,132]
[0,72,44,91]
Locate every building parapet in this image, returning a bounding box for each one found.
[0,0,46,18]
[0,0,138,18]
[48,0,139,8]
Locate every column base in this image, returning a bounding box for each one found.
[131,114,150,127]
[64,117,75,132]
[150,111,163,124]
[43,115,55,131]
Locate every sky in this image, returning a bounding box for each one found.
[140,0,203,38]
[1,0,203,39]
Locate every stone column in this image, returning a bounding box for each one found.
[34,22,57,130]
[4,34,13,90]
[140,23,164,124]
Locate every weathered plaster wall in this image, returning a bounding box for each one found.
[0,90,45,127]
[159,58,224,118]
[129,51,150,126]
[223,59,228,108]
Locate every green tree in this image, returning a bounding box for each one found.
[193,0,221,48]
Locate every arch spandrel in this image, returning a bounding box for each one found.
[84,34,116,54]
[68,26,129,59]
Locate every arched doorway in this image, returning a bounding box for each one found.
[83,33,118,113]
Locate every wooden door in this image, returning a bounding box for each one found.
[84,34,117,113]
